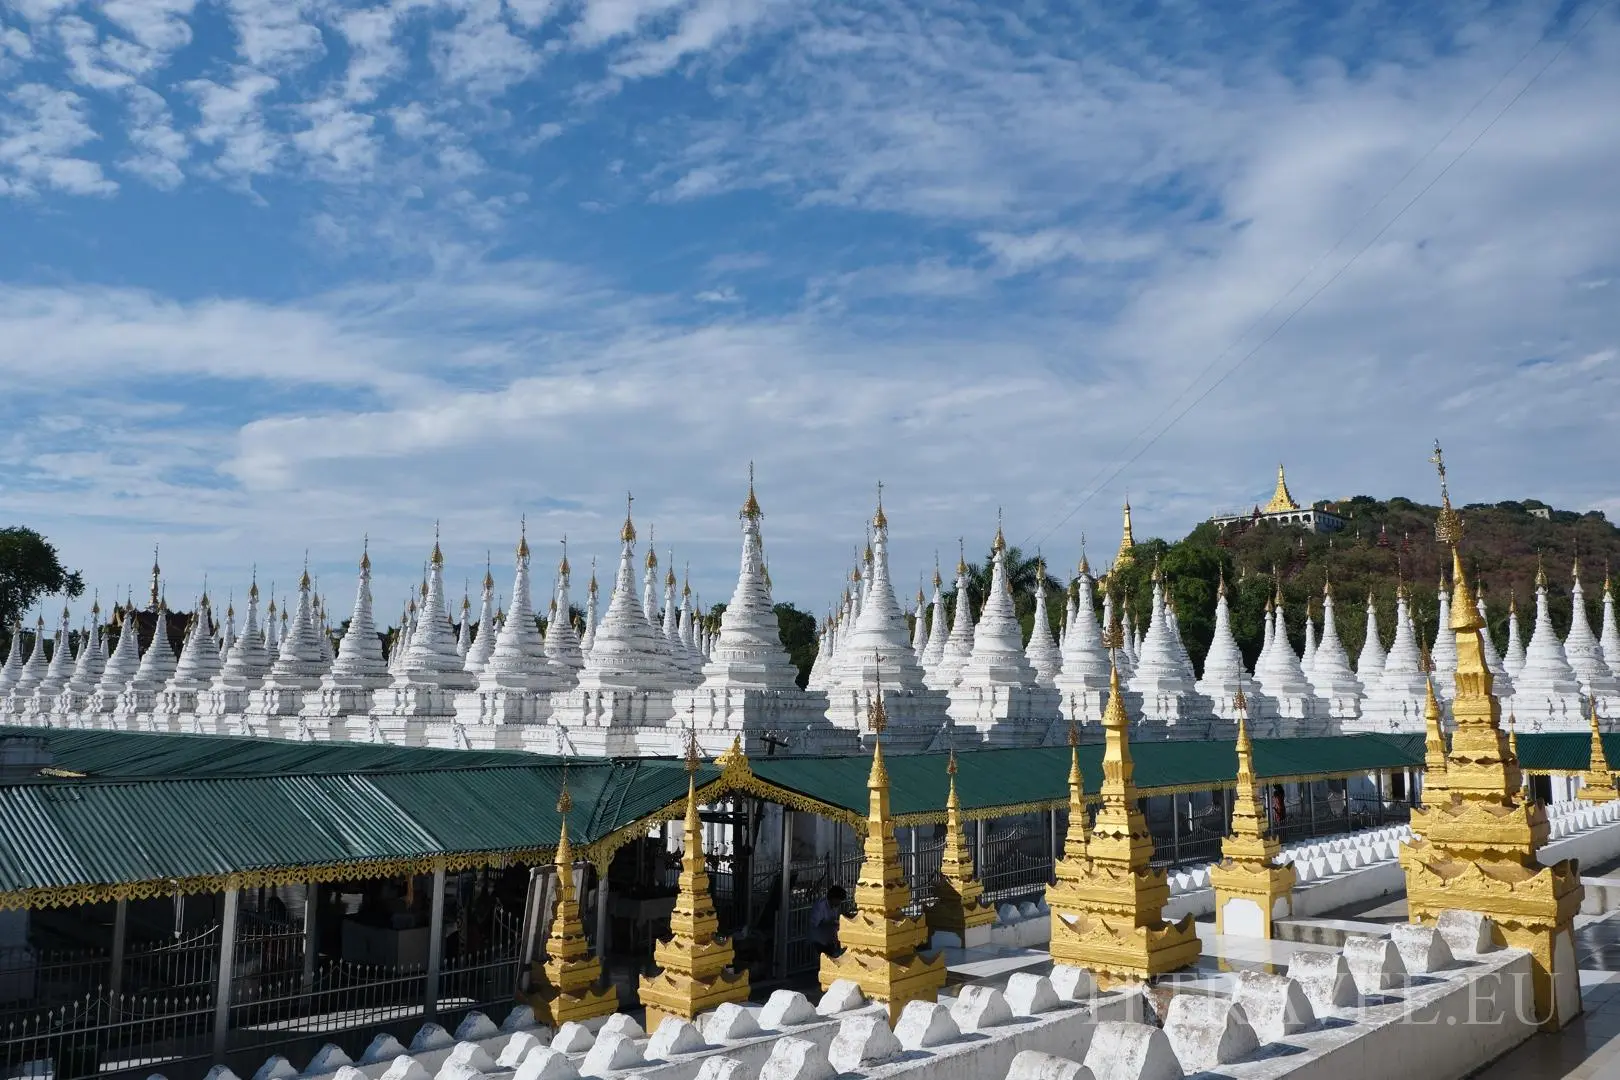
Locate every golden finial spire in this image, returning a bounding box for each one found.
[429,520,444,567]
[1536,551,1547,588]
[621,493,637,544]
[993,507,1006,553]
[360,535,371,572]
[741,462,762,521]
[1078,532,1090,577]
[873,479,887,531]
[646,526,658,569]
[956,536,967,577]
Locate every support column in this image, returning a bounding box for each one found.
[1048,809,1058,883]
[302,885,317,990]
[212,887,239,1062]
[594,867,609,967]
[1171,793,1180,866]
[426,866,446,1021]
[975,819,986,877]
[775,808,793,978]
[109,898,127,1016]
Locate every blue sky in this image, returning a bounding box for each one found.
[2,0,1617,624]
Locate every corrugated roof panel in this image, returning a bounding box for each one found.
[0,788,93,891]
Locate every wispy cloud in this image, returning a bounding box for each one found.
[0,0,1616,622]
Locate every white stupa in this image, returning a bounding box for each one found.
[1195,572,1248,723]
[204,580,272,723]
[1513,560,1586,730]
[1504,592,1527,680]
[248,567,332,729]
[1306,583,1362,722]
[308,543,392,725]
[1563,561,1618,704]
[929,546,976,690]
[463,565,498,675]
[461,523,566,734]
[543,539,586,686]
[1356,592,1386,685]
[1359,586,1431,733]
[824,487,949,749]
[1429,579,1458,701]
[1024,561,1062,689]
[947,523,1055,744]
[1054,555,1111,734]
[377,535,477,722]
[1127,564,1203,734]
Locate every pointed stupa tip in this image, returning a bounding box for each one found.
[620,493,637,544]
[360,535,371,572]
[645,527,658,568]
[1536,552,1547,587]
[993,507,1006,553]
[956,537,968,576]
[742,462,763,520]
[872,479,887,531]
[557,535,568,576]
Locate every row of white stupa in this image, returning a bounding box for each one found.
[2,483,1614,754]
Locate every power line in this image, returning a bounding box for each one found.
[1025,0,1615,553]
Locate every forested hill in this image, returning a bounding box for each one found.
[1108,496,1620,676]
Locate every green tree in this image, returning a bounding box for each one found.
[0,527,84,636]
[774,603,819,688]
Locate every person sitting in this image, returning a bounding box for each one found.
[809,885,849,958]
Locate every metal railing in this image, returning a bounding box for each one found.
[0,989,214,1080]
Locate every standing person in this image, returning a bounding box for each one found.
[1271,785,1286,827]
[809,885,847,958]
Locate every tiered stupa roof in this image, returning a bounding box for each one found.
[1564,562,1618,699]
[699,472,800,692]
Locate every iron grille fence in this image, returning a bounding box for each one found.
[0,989,214,1080]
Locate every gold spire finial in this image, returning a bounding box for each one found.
[621,493,637,544]
[946,747,958,776]
[873,479,887,531]
[360,535,371,572]
[932,552,942,589]
[1431,440,1464,545]
[557,766,573,816]
[1536,551,1547,588]
[956,537,967,577]
[741,462,762,521]
[993,507,1006,553]
[867,650,888,736]
[685,725,700,775]
[646,527,658,569]
[1078,532,1090,577]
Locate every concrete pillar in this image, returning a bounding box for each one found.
[594,866,610,963]
[426,866,446,1020]
[776,809,793,977]
[212,887,239,1062]
[302,884,318,990]
[109,898,127,1003]
[1171,793,1180,866]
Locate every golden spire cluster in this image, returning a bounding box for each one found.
[527,768,617,1027]
[1046,647,1198,984]
[819,652,944,1021]
[1210,688,1295,937]
[1400,440,1584,1033]
[926,749,995,941]
[638,731,750,1028]
[1581,696,1618,804]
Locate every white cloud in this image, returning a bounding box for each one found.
[0,82,116,195]
[293,96,380,180]
[118,83,187,187]
[184,68,281,183]
[1,0,1619,621]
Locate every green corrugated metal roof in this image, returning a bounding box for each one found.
[751,732,1428,820]
[2,726,534,778]
[0,727,1433,903]
[1515,732,1620,773]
